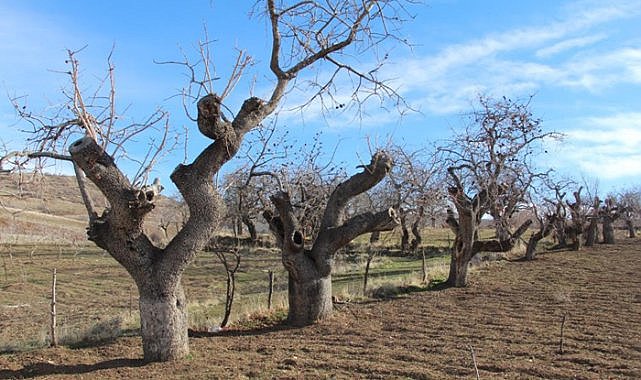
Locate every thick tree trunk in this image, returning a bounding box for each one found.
[242,215,258,244]
[287,273,333,326]
[568,227,582,251]
[138,283,189,362]
[494,220,511,241]
[447,210,475,287]
[625,219,636,238]
[602,218,615,244]
[447,242,472,287]
[525,224,550,260]
[584,218,599,247]
[552,219,568,249]
[525,233,539,260]
[400,214,410,252]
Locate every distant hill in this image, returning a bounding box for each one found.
[0,172,182,245]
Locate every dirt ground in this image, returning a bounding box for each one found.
[1,238,640,379]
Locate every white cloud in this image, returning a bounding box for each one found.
[536,34,607,58]
[383,1,641,115]
[554,112,641,180]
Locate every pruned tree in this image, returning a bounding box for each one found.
[438,95,560,286]
[6,1,414,361]
[387,145,443,253]
[440,95,559,242]
[524,207,557,260]
[222,122,290,243]
[523,178,566,260]
[600,196,621,244]
[445,166,532,287]
[584,196,601,247]
[264,152,399,325]
[565,187,585,250]
[617,187,641,238]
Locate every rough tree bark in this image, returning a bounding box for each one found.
[525,214,556,260]
[264,153,399,326]
[409,206,424,251]
[625,219,636,238]
[566,189,584,251]
[584,196,600,247]
[601,198,620,244]
[399,210,410,252]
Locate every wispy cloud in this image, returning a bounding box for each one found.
[386,1,641,114]
[536,34,607,58]
[555,112,641,180]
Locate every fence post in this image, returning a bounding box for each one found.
[267,271,274,310]
[50,268,58,347]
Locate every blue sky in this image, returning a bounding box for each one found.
[1,0,640,195]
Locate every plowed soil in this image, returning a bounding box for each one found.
[1,239,640,379]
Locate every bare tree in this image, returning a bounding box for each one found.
[439,95,560,286]
[386,144,443,253]
[445,166,532,286]
[600,196,621,244]
[6,1,414,361]
[440,95,559,242]
[264,152,399,325]
[523,178,565,260]
[617,187,641,238]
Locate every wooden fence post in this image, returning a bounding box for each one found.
[267,271,274,310]
[50,268,58,347]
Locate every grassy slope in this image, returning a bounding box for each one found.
[0,173,180,244]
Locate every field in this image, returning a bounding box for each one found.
[0,242,445,351]
[1,237,639,378]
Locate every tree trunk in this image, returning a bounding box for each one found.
[584,218,599,247]
[447,242,472,287]
[138,282,189,362]
[266,154,398,326]
[568,226,582,251]
[242,215,257,244]
[421,250,428,283]
[525,233,539,260]
[235,217,243,237]
[410,218,422,251]
[602,218,615,244]
[400,214,410,252]
[494,219,511,241]
[369,231,380,243]
[625,219,636,238]
[287,273,333,326]
[363,249,375,294]
[447,211,475,287]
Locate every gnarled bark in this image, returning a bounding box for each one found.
[584,197,600,247]
[265,152,399,325]
[525,215,556,260]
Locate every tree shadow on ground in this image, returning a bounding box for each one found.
[0,358,145,379]
[188,320,295,339]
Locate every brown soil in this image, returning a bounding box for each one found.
[1,239,640,379]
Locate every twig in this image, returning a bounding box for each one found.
[468,345,480,380]
[559,313,567,354]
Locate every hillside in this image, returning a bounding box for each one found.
[0,172,181,245]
